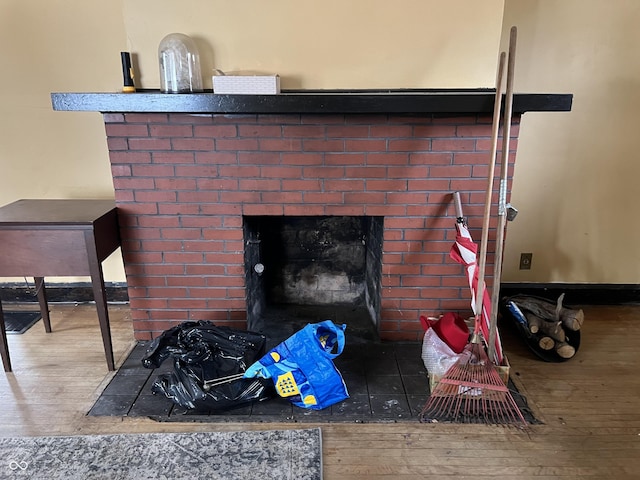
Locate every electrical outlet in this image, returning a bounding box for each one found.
[519,253,533,270]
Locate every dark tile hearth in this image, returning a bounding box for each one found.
[90,340,430,423]
[90,309,538,424]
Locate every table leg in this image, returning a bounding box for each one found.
[34,277,52,333]
[84,231,115,371]
[0,301,12,372]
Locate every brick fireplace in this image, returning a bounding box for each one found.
[52,90,572,342]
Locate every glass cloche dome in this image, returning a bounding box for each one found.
[158,33,203,93]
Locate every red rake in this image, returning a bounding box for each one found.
[419,328,527,426]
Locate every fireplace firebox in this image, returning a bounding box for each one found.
[243,215,383,340]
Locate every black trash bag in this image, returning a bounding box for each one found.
[141,321,275,411]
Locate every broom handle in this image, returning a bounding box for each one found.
[473,51,506,339]
[489,26,517,363]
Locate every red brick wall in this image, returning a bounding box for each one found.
[103,112,520,341]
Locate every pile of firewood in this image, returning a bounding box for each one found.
[506,293,584,359]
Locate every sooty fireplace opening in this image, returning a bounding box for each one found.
[244,216,383,344]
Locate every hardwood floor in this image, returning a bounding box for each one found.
[1,303,639,478]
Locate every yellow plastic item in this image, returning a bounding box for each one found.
[275,371,300,397]
[302,394,318,406]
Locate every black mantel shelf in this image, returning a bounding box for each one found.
[51,89,572,115]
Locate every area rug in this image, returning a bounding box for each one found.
[3,311,41,334]
[0,428,322,480]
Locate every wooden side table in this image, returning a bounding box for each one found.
[0,199,122,372]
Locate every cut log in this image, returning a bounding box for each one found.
[555,341,576,359]
[537,335,555,351]
[561,309,584,331]
[526,313,542,334]
[525,312,565,342]
[510,294,584,331]
[538,320,566,343]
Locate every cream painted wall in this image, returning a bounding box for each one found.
[0,0,127,282]
[500,0,640,283]
[122,0,504,90]
[3,0,634,286]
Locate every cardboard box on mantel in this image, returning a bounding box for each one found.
[213,75,280,94]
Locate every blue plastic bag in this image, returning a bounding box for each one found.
[243,320,349,410]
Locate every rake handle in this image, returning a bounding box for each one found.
[488,25,517,363]
[474,51,506,335]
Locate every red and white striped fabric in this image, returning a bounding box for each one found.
[449,220,503,365]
